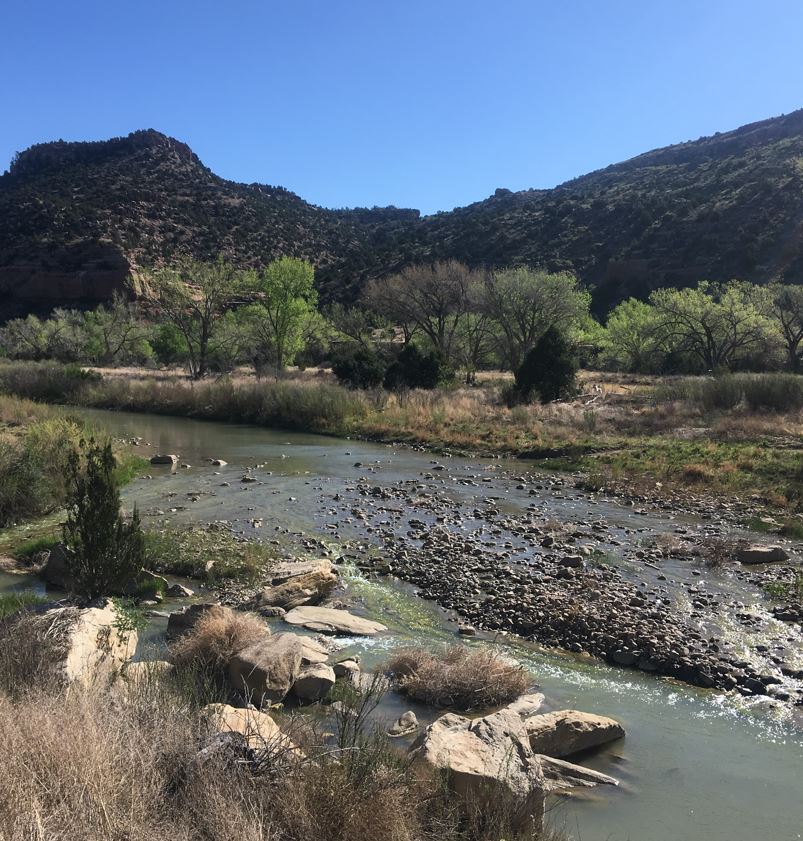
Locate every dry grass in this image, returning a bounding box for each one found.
[0,661,556,841]
[384,645,533,710]
[0,606,80,696]
[169,609,269,674]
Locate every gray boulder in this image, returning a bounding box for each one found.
[228,633,303,704]
[283,606,387,636]
[737,545,789,565]
[292,663,336,701]
[255,559,337,610]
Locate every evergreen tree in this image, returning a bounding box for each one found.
[514,327,577,403]
[63,439,144,599]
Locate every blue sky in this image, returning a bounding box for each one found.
[2,0,802,214]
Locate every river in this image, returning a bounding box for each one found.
[3,407,802,841]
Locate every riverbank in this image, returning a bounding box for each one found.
[3,361,803,517]
[1,406,802,841]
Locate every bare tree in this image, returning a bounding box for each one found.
[362,261,481,361]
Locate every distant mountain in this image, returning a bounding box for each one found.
[2,111,803,318]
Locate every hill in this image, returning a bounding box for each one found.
[2,111,803,318]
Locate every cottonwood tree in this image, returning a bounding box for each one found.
[241,256,318,375]
[145,256,244,379]
[649,281,773,372]
[483,268,591,370]
[602,298,666,372]
[362,261,482,360]
[82,292,149,365]
[768,283,803,372]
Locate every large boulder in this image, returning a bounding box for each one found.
[256,559,337,611]
[409,705,545,832]
[63,601,138,685]
[228,633,303,704]
[292,663,336,701]
[23,600,138,687]
[201,703,297,752]
[298,636,330,665]
[737,545,789,565]
[525,710,624,758]
[283,606,387,636]
[166,603,230,640]
[150,454,179,465]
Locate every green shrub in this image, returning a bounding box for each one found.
[11,535,60,560]
[62,439,145,599]
[384,345,453,391]
[514,328,577,403]
[331,345,387,389]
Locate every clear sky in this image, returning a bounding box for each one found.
[2,0,802,214]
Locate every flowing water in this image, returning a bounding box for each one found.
[2,407,801,841]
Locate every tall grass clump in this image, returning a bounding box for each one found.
[169,609,269,676]
[0,360,100,403]
[384,645,533,710]
[741,373,803,411]
[655,373,803,413]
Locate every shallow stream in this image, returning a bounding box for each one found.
[2,407,801,841]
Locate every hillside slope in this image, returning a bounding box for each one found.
[2,111,803,317]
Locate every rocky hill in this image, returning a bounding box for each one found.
[2,111,803,318]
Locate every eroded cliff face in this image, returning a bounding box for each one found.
[0,241,132,319]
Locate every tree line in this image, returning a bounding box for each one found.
[2,256,803,398]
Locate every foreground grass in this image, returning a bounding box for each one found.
[0,610,558,841]
[3,361,803,511]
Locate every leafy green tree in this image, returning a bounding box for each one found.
[62,439,145,599]
[602,298,666,372]
[145,256,244,378]
[241,257,317,375]
[150,323,190,367]
[649,281,774,372]
[768,283,803,372]
[483,268,591,370]
[514,327,577,403]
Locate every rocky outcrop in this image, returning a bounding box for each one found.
[255,559,337,611]
[283,606,387,636]
[26,600,138,687]
[525,710,625,758]
[409,704,546,832]
[228,633,303,704]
